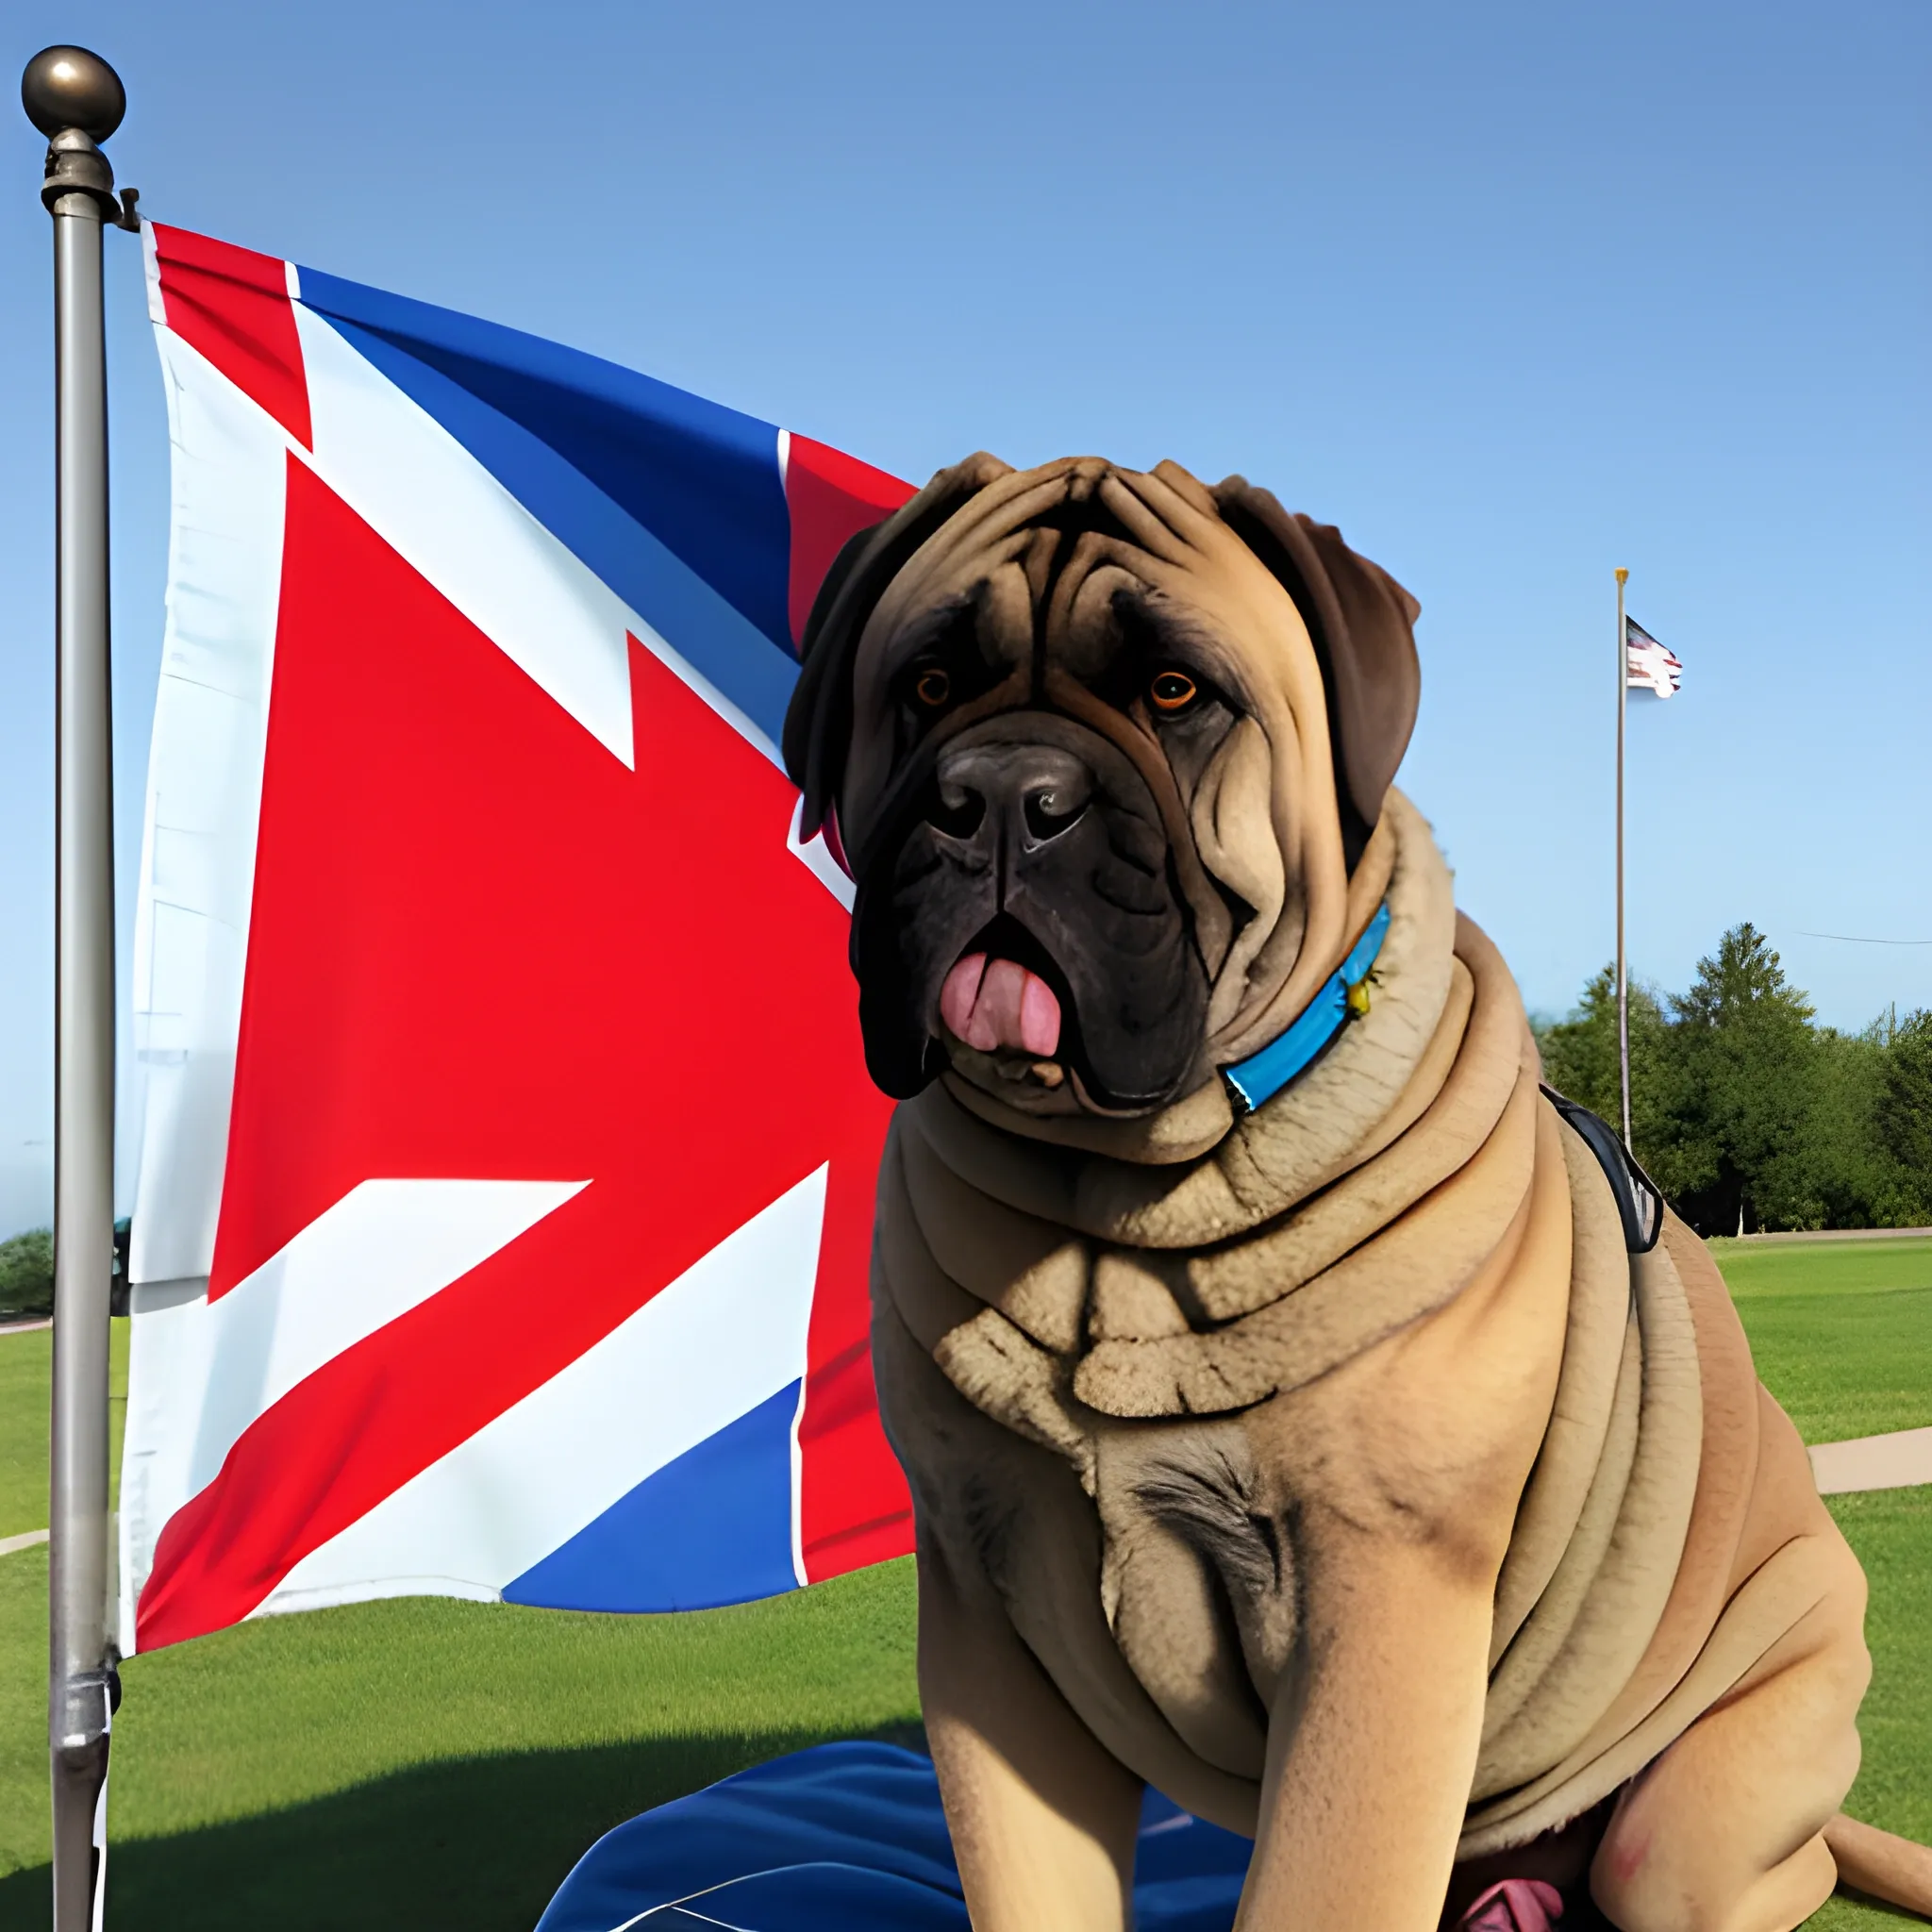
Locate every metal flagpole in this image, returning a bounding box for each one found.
[22,45,139,1932]
[1614,566,1631,1151]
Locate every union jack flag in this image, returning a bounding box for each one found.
[120,225,916,1653]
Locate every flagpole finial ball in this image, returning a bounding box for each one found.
[21,46,125,142]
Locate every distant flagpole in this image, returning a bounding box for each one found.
[1614,567,1631,1150]
[23,44,140,1932]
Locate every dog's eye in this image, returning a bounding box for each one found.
[913,667,952,709]
[1149,670,1198,713]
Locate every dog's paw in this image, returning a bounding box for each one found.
[1455,1877,1564,1932]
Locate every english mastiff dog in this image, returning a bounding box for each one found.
[781,456,1931,1931]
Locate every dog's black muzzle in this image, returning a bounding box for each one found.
[850,711,1209,1107]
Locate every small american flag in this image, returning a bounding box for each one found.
[1625,618,1683,698]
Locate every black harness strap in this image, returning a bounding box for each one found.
[1540,1084,1664,1255]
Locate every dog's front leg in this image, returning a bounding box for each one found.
[1237,1521,1495,1931]
[918,1537,1143,1931]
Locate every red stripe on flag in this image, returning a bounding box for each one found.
[799,1145,911,1580]
[141,459,903,1646]
[783,434,915,652]
[150,224,311,448]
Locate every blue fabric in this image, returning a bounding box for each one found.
[537,1740,1251,1931]
[505,1382,801,1612]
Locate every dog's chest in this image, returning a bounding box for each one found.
[1116,1437,1287,1713]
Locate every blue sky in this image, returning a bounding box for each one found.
[2,0,1926,1237]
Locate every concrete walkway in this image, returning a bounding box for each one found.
[0,1528,49,1557]
[1721,1225,1932,1245]
[1809,1425,1932,1495]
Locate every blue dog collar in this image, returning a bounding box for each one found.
[1222,901,1392,1116]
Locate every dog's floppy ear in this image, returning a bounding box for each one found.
[783,453,1012,840]
[1211,478,1422,857]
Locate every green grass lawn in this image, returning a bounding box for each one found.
[1714,1235,1932,1930]
[0,1236,1924,1929]
[1712,1234,1932,1445]
[0,1321,127,1544]
[0,1548,921,1930]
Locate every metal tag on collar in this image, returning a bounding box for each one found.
[1222,901,1391,1117]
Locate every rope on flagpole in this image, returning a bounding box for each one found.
[1615,567,1631,1152]
[22,44,140,1932]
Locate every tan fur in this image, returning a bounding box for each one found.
[815,458,1915,1928]
[874,801,1885,1931]
[884,803,1877,1932]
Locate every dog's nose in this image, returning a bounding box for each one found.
[932,741,1093,848]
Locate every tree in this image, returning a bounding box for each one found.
[1875,1008,1932,1220]
[1536,965,1687,1189]
[1807,1023,1925,1229]
[1541,926,1929,1235]
[1665,924,1823,1233]
[0,1228,54,1322]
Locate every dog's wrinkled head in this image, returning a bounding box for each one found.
[782,456,1421,1115]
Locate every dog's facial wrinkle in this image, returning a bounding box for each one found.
[1026,489,1144,694]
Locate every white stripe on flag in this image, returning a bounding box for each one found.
[118,1177,586,1641]
[787,797,856,912]
[291,305,643,768]
[129,325,291,1288]
[261,1165,827,1613]
[190,1179,590,1497]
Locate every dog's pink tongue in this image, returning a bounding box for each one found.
[940,954,1061,1058]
